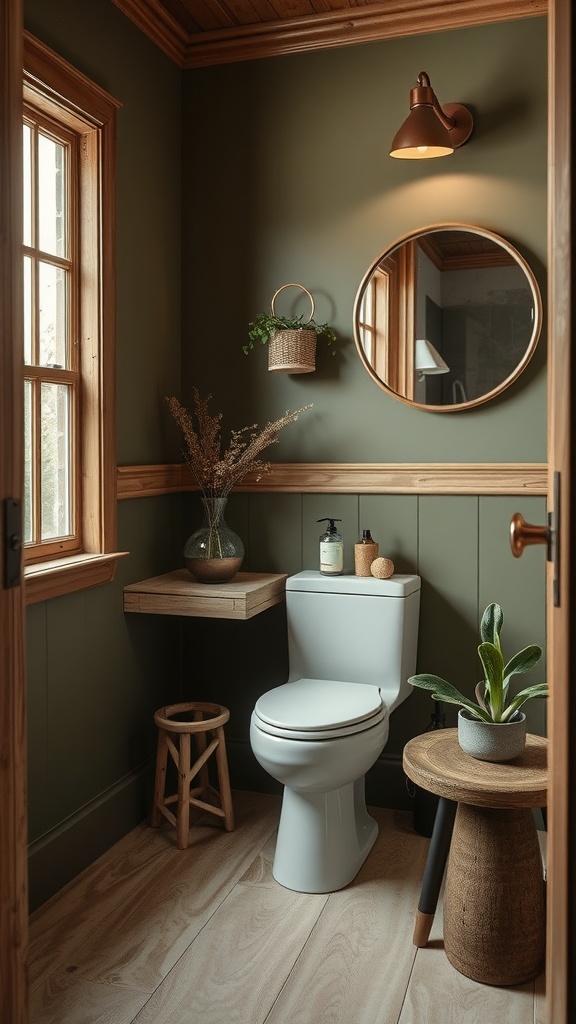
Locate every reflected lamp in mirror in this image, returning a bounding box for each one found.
[415,338,450,380]
[390,71,473,159]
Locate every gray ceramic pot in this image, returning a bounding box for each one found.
[457,708,527,762]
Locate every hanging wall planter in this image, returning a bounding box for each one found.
[245,282,337,374]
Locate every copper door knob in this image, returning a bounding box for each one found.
[510,512,550,558]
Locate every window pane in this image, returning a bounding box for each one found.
[23,124,32,247]
[40,382,71,540]
[38,131,66,258]
[39,261,67,368]
[24,380,33,544]
[23,255,32,364]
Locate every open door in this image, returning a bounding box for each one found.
[0,1,28,1022]
[546,0,575,1019]
[514,1,576,1019]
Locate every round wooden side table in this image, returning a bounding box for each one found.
[403,728,547,987]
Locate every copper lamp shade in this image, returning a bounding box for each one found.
[390,71,473,159]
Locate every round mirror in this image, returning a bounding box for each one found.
[353,223,543,411]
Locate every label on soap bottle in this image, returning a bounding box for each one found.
[320,541,343,574]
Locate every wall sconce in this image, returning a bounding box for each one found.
[390,71,473,159]
[415,338,450,380]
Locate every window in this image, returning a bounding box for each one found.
[23,33,123,604]
[23,106,78,557]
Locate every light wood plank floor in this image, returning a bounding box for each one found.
[29,791,546,1024]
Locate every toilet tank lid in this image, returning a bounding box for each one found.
[286,570,421,597]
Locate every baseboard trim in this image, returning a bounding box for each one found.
[28,764,153,912]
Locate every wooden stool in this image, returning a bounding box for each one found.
[403,729,547,986]
[151,701,234,849]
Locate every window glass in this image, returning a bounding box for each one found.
[23,380,33,545]
[38,131,66,258]
[38,261,68,369]
[40,381,71,540]
[23,123,32,247]
[23,255,32,365]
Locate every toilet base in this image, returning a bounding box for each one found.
[272,778,378,893]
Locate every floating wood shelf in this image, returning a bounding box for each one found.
[123,570,287,620]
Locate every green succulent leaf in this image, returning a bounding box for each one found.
[503,644,542,685]
[478,642,505,720]
[408,674,493,722]
[474,680,489,713]
[501,683,549,721]
[480,603,503,649]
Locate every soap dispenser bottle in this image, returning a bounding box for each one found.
[317,518,344,576]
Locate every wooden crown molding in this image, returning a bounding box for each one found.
[117,462,548,498]
[112,0,548,69]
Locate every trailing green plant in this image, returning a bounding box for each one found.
[244,311,337,355]
[408,602,548,723]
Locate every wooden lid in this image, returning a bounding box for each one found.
[403,728,547,808]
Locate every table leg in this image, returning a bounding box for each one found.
[444,803,545,986]
[413,797,457,947]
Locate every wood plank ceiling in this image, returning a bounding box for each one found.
[110,0,547,67]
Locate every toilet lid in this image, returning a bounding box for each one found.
[253,679,385,739]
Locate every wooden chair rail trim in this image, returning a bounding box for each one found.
[117,462,548,497]
[112,0,548,69]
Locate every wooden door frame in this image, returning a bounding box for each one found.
[0,4,573,1023]
[546,0,575,1020]
[0,1,28,1023]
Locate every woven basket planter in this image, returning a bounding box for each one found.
[267,283,317,373]
[268,328,317,373]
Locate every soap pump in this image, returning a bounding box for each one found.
[317,518,344,576]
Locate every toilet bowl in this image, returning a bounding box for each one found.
[249,570,421,893]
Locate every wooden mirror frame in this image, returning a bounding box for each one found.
[353,222,543,412]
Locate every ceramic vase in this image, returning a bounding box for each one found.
[184,495,244,583]
[457,708,527,762]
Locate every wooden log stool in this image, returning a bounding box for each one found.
[151,701,234,849]
[403,729,547,987]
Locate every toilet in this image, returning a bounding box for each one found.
[249,569,421,893]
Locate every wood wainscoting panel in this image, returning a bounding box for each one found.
[117,463,548,499]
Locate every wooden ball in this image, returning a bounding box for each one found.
[371,556,395,579]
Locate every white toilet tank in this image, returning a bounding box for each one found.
[286,570,421,711]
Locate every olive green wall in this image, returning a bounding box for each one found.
[180,18,548,797]
[181,18,547,461]
[22,2,548,910]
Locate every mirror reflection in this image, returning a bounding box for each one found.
[353,224,542,411]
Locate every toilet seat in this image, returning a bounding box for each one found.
[253,679,386,740]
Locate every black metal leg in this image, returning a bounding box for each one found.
[413,796,457,947]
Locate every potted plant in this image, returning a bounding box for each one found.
[244,283,337,373]
[408,602,548,762]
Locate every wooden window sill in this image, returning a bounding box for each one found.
[24,551,129,605]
